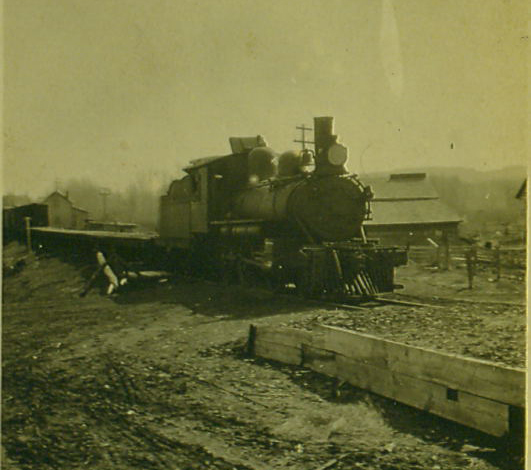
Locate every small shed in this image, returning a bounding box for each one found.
[362,173,462,245]
[43,191,89,230]
[3,203,49,242]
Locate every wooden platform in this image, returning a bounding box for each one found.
[249,324,525,437]
[31,227,158,241]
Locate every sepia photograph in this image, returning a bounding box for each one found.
[2,0,527,469]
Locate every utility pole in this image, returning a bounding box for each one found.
[24,217,32,253]
[294,124,314,150]
[99,188,111,221]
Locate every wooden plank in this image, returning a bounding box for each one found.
[31,226,157,241]
[252,324,520,436]
[254,339,301,365]
[317,325,525,407]
[331,355,509,436]
[255,325,313,346]
[300,341,509,436]
[301,343,336,376]
[253,326,319,365]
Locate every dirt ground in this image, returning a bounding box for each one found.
[2,243,526,470]
[396,259,525,305]
[288,261,526,368]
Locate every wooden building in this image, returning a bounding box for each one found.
[3,203,49,242]
[362,173,462,246]
[43,191,89,230]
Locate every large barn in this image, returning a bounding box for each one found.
[362,173,462,246]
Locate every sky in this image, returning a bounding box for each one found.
[3,0,528,198]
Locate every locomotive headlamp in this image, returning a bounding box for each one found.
[327,143,348,166]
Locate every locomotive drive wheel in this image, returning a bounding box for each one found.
[295,271,313,298]
[236,259,273,291]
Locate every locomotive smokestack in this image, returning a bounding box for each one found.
[314,116,334,159]
[313,116,348,175]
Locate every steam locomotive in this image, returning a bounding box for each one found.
[159,117,407,299]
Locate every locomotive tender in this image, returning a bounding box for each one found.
[159,117,407,299]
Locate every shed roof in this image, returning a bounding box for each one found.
[3,194,32,207]
[361,173,439,200]
[4,203,47,211]
[44,190,69,201]
[43,191,89,213]
[366,199,462,226]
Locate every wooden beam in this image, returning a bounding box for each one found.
[333,355,509,436]
[316,325,525,408]
[251,324,525,437]
[253,325,313,345]
[252,326,313,365]
[254,340,302,366]
[301,344,509,436]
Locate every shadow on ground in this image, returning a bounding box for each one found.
[235,353,525,470]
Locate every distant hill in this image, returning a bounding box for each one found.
[396,165,526,183]
[363,165,526,182]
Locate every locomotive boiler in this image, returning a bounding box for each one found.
[159,117,407,299]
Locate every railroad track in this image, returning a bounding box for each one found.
[388,292,526,308]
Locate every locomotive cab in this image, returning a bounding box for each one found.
[159,135,270,247]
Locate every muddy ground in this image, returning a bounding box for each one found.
[2,243,526,469]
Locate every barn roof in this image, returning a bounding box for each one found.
[362,173,438,200]
[361,172,461,226]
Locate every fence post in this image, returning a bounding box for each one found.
[24,217,32,253]
[427,238,439,267]
[466,247,476,289]
[443,233,451,270]
[495,246,501,281]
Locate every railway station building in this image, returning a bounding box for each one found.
[362,173,462,246]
